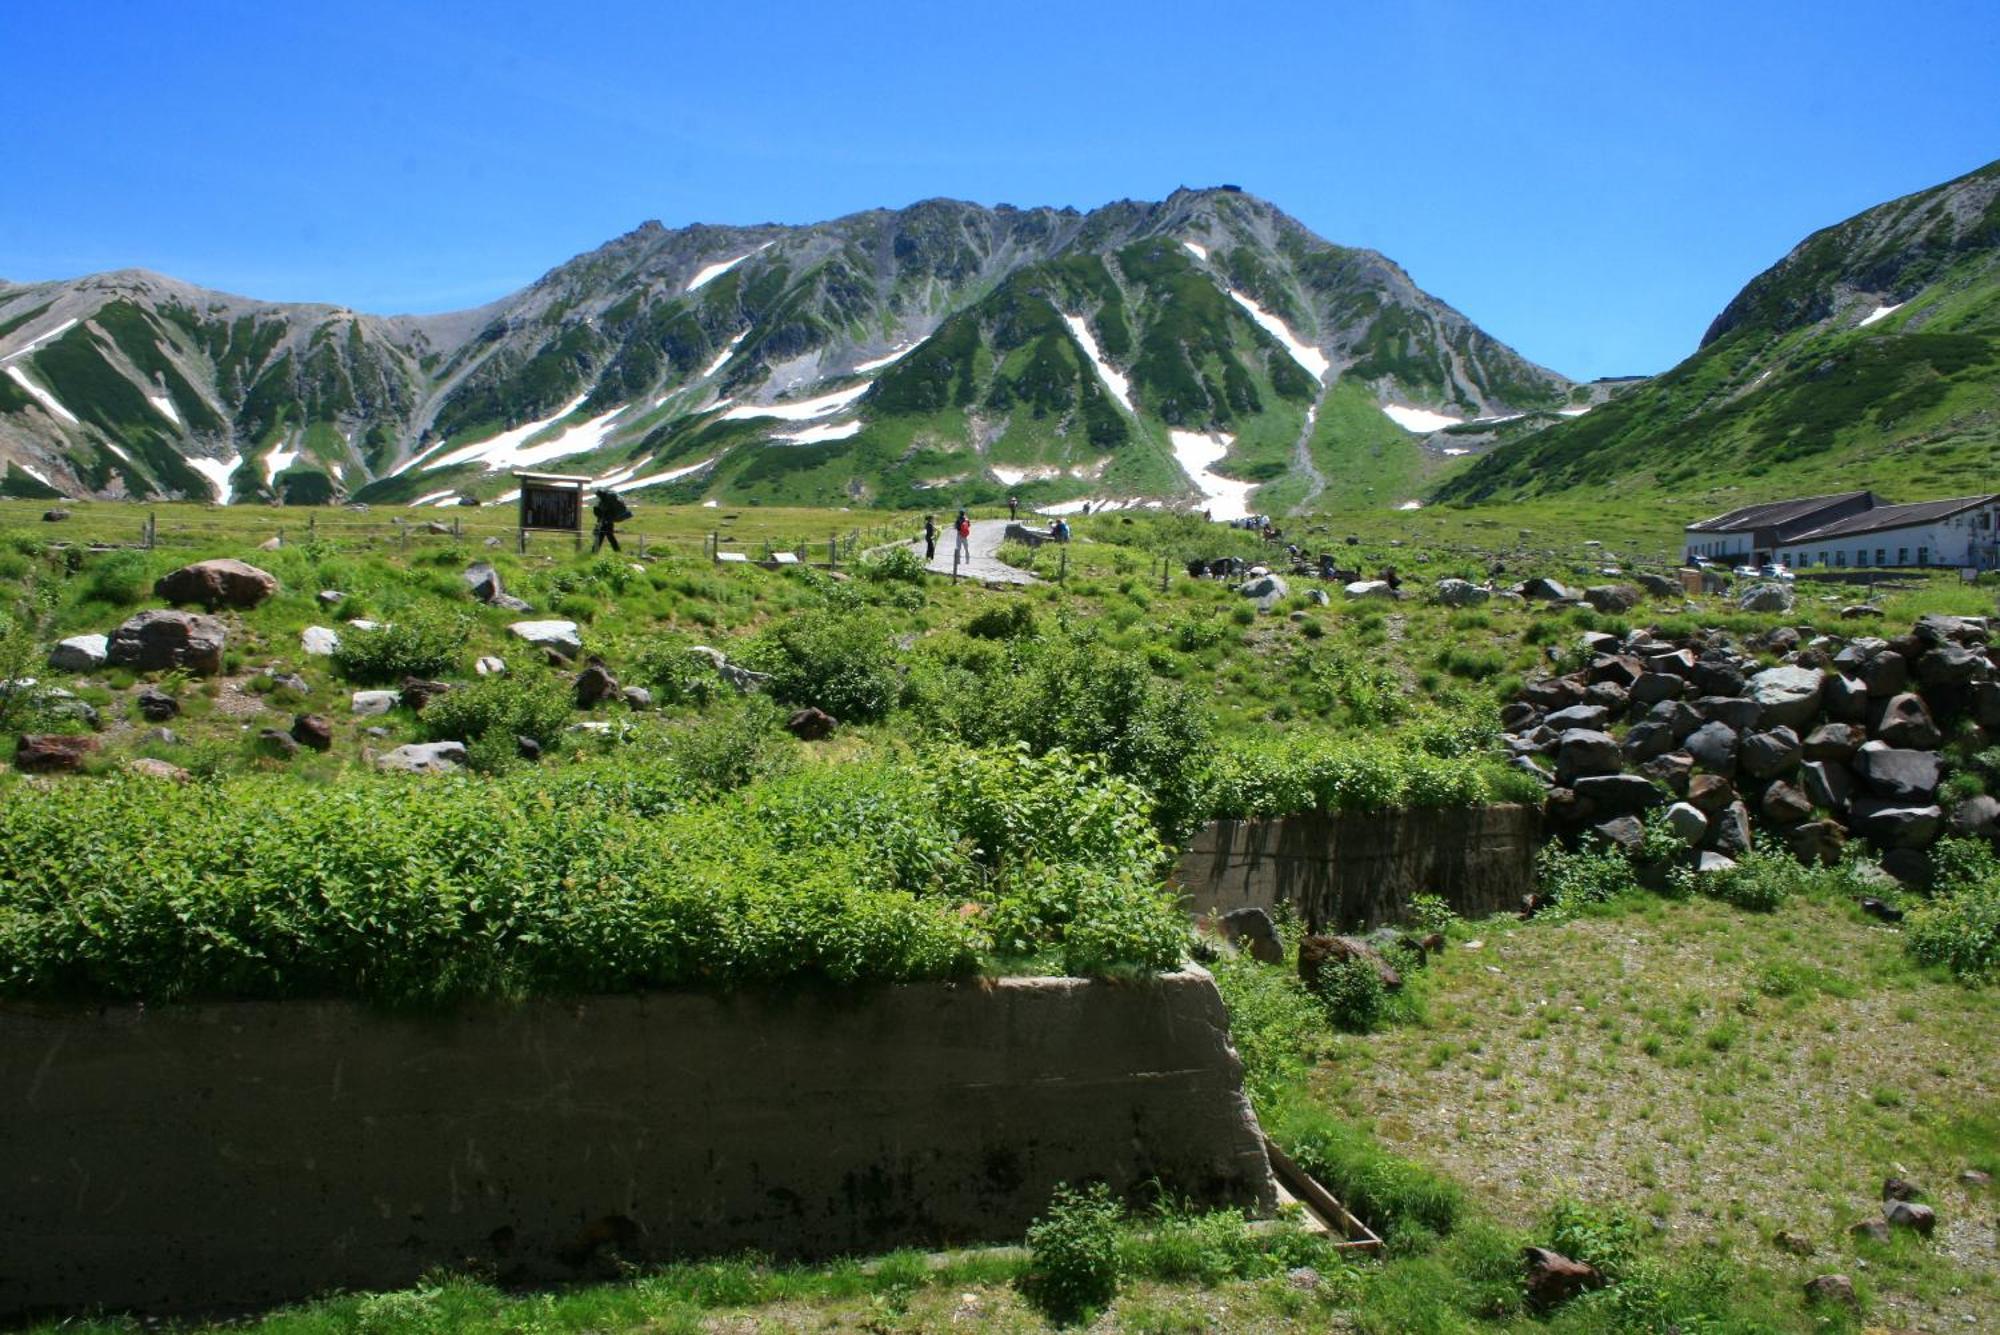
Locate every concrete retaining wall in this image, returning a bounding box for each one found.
[1,970,1272,1317]
[1176,804,1540,930]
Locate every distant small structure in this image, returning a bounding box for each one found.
[1685,489,2000,570]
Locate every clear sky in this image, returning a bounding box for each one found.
[3,0,1996,380]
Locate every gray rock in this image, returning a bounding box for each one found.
[1432,578,1489,606]
[1583,584,1642,613]
[350,689,399,717]
[1638,750,1694,795]
[1833,638,1907,697]
[1635,572,1678,597]
[1692,661,1747,697]
[1917,643,1987,688]
[1784,819,1846,867]
[1949,794,2000,840]
[1803,723,1865,760]
[491,593,535,613]
[1545,704,1611,733]
[1218,907,1284,964]
[106,610,226,675]
[475,655,507,676]
[1648,699,1703,742]
[1695,850,1738,875]
[1695,696,1762,731]
[1914,612,1984,647]
[1239,573,1288,600]
[1342,579,1393,600]
[1622,721,1677,763]
[1707,800,1754,856]
[1592,815,1646,853]
[1555,730,1623,785]
[1307,588,1330,606]
[317,589,344,606]
[1761,781,1813,825]
[1588,654,1643,689]
[375,741,468,774]
[1848,799,1943,849]
[300,626,340,656]
[1686,721,1740,775]
[1737,583,1794,613]
[1822,673,1867,722]
[1572,773,1666,816]
[1644,648,1697,678]
[688,645,772,694]
[463,562,505,603]
[507,620,582,659]
[1665,802,1709,846]
[1739,726,1803,780]
[1748,664,1824,729]
[154,559,279,610]
[135,686,180,722]
[1629,672,1686,706]
[1882,1200,1936,1236]
[1800,760,1854,814]
[47,634,109,671]
[1853,743,1941,800]
[621,686,654,710]
[1584,680,1630,711]
[1520,577,1576,602]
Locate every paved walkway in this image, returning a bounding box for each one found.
[900,519,1039,584]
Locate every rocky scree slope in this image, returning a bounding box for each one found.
[0,190,1569,513]
[1437,158,2000,506]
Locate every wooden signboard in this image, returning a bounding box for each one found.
[513,472,590,533]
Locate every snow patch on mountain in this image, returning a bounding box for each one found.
[686,243,772,293]
[1858,301,1904,327]
[419,393,592,473]
[1169,429,1255,522]
[990,464,1060,486]
[1558,405,1592,417]
[722,382,870,422]
[702,331,747,379]
[853,343,917,373]
[187,452,241,504]
[1059,314,1134,413]
[0,318,78,363]
[613,457,716,491]
[774,420,862,445]
[1227,291,1330,382]
[1182,241,1208,261]
[407,488,458,507]
[264,441,301,486]
[5,366,79,425]
[146,392,182,427]
[1382,404,1463,433]
[22,463,56,488]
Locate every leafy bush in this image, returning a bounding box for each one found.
[78,550,154,607]
[963,599,1037,641]
[1544,1198,1642,1279]
[856,544,926,583]
[1205,732,1493,821]
[1312,954,1386,1032]
[1410,894,1459,935]
[1535,838,1638,913]
[624,635,722,709]
[658,698,796,792]
[1020,1183,1123,1324]
[1908,838,2000,981]
[331,606,467,683]
[1694,842,1795,911]
[1209,946,1325,1109]
[421,671,571,747]
[751,607,901,722]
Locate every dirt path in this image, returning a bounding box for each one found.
[901,519,1039,585]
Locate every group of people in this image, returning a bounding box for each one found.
[922,510,974,563]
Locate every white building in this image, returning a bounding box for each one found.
[1683,491,1877,566]
[1779,494,2000,571]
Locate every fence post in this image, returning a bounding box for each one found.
[952,547,961,582]
[454,517,461,540]
[1058,546,1067,584]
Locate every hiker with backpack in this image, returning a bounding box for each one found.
[953,509,973,563]
[591,488,632,553]
[923,514,938,561]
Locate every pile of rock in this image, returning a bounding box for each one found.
[1506,613,1998,881]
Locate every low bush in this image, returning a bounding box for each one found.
[331,606,467,683]
[1535,838,1638,913]
[750,607,901,722]
[1019,1183,1123,1325]
[963,599,1037,641]
[1908,838,2000,981]
[856,544,925,584]
[1205,732,1494,821]
[1311,954,1386,1032]
[421,671,571,748]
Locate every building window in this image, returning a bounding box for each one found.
[1836,552,1847,567]
[1919,547,1928,566]
[1876,548,1886,566]
[1899,547,1909,565]
[1856,550,1868,567]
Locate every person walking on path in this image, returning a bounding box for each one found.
[953,510,973,563]
[923,514,938,562]
[591,487,631,553]
[1008,494,1019,521]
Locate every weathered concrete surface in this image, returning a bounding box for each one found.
[1,970,1271,1317]
[1176,805,1541,931]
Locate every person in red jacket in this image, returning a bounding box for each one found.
[953,509,972,562]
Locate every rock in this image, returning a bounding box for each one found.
[14,733,99,773]
[1762,781,1813,825]
[507,620,582,660]
[1883,1175,1922,1202]
[1784,820,1846,867]
[1801,760,1854,814]
[1522,1247,1602,1311]
[399,678,453,712]
[1686,721,1740,775]
[1853,743,1941,800]
[475,655,506,676]
[1635,572,1678,597]
[1638,751,1694,795]
[1688,773,1737,816]
[1592,815,1646,853]
[1239,573,1289,603]
[1881,848,1931,886]
[1834,639,1908,698]
[574,661,620,708]
[1648,699,1704,741]
[41,508,69,522]
[1772,1229,1815,1257]
[1545,704,1611,733]
[255,728,299,759]
[1697,850,1739,874]
[463,561,506,603]
[47,634,108,671]
[1583,584,1642,613]
[290,713,334,751]
[350,689,399,716]
[1847,1219,1892,1244]
[1802,1274,1855,1309]
[1521,676,1583,711]
[1804,723,1865,761]
[1587,654,1643,689]
[620,686,653,711]
[300,626,340,656]
[1749,665,1824,729]
[1573,773,1666,816]
[375,741,468,774]
[1950,794,2000,840]
[1692,660,1747,698]
[1520,577,1577,602]
[1342,579,1393,600]
[316,589,344,607]
[1840,603,1881,619]
[1848,799,1943,849]
[1584,680,1630,711]
[106,609,226,675]
[133,685,180,722]
[1915,612,1985,646]
[1740,726,1803,780]
[153,559,279,609]
[688,645,772,694]
[1736,583,1794,613]
[1622,721,1677,763]
[1299,934,1402,991]
[145,727,178,745]
[1708,801,1754,856]
[515,735,543,761]
[1822,673,1867,722]
[1695,696,1762,732]
[1882,1200,1935,1236]
[1509,755,1554,787]
[1960,1169,1992,1188]
[1665,802,1709,845]
[1762,626,1802,654]
[1555,730,1623,784]
[269,672,309,696]
[491,593,534,613]
[1628,672,1686,707]
[1218,907,1284,964]
[785,706,839,741]
[1433,578,1489,607]
[1307,588,1330,606]
[1874,693,1942,749]
[126,757,190,783]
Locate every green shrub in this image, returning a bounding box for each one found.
[421,671,571,747]
[1695,842,1796,911]
[1269,1102,1464,1245]
[78,550,154,606]
[1020,1183,1123,1324]
[1312,954,1386,1032]
[856,544,925,583]
[752,607,901,722]
[331,607,467,683]
[624,635,722,709]
[1536,838,1637,913]
[1908,838,2000,981]
[963,599,1037,641]
[1544,1197,1642,1279]
[1209,946,1325,1110]
[659,698,796,792]
[1205,732,1492,821]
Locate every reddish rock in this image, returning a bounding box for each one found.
[1522,1247,1602,1311]
[1802,1274,1856,1309]
[1299,934,1402,990]
[399,677,453,712]
[574,661,621,708]
[106,609,226,674]
[153,559,279,609]
[785,707,839,741]
[15,733,99,773]
[290,713,334,752]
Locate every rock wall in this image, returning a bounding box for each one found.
[1175,805,1541,930]
[1,971,1273,1318]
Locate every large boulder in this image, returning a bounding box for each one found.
[291,713,334,752]
[1852,743,1941,801]
[1664,801,1709,846]
[1761,781,1813,825]
[1748,665,1825,729]
[1240,573,1290,608]
[1916,643,1988,689]
[1833,639,1907,697]
[1784,820,1847,867]
[1685,721,1740,775]
[300,625,340,657]
[1739,726,1803,780]
[1520,577,1576,602]
[15,733,99,773]
[1707,800,1754,856]
[508,620,583,660]
[1803,723,1865,761]
[1949,794,2000,841]
[1343,579,1394,601]
[1692,660,1747,697]
[1695,696,1762,732]
[1800,760,1854,814]
[1572,773,1666,816]
[1629,672,1686,707]
[1544,704,1611,733]
[1621,721,1678,763]
[1736,583,1794,613]
[47,634,109,671]
[1583,584,1642,614]
[462,562,506,604]
[1555,730,1623,785]
[1848,799,1943,849]
[1822,673,1867,722]
[1433,578,1489,607]
[375,741,468,774]
[153,559,278,609]
[1647,699,1703,742]
[105,609,226,675]
[1523,1247,1603,1311]
[1635,572,1678,598]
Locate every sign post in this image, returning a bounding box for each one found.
[513,472,592,553]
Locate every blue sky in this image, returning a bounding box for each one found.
[3,0,1996,379]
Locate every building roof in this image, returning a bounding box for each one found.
[1685,490,1874,534]
[1787,494,2000,543]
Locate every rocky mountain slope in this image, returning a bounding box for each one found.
[0,190,1572,514]
[1437,159,2000,507]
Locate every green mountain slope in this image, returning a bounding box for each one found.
[0,191,1570,513]
[1437,159,2000,508]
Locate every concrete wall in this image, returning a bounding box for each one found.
[1175,804,1540,931]
[1,970,1273,1318]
